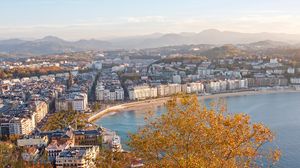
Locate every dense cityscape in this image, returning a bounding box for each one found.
[0,42,299,166]
[3,0,300,167]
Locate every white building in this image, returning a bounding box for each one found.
[9,117,35,135]
[129,85,158,100]
[31,101,48,124]
[207,79,248,93]
[291,78,300,84]
[208,81,221,93]
[239,79,249,89]
[96,84,124,101]
[227,80,239,90]
[227,79,248,90]
[115,88,125,100]
[186,82,204,94]
[287,67,295,74]
[56,92,88,112]
[72,94,88,111]
[157,84,182,97]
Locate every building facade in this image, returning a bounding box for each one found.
[56,92,88,112]
[55,145,99,168]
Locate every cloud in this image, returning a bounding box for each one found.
[125,16,168,23]
[1,13,300,40]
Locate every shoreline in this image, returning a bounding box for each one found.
[88,88,300,122]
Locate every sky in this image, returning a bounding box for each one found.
[1,0,300,40]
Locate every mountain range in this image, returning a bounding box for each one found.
[1,29,300,56]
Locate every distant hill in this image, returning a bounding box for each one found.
[2,29,300,56]
[0,36,113,56]
[112,29,300,49]
[200,44,248,58]
[237,40,292,51]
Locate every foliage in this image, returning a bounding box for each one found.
[0,66,68,79]
[0,142,18,167]
[155,55,206,64]
[0,141,53,168]
[92,102,101,111]
[42,110,89,131]
[119,73,141,82]
[129,94,280,167]
[0,141,30,168]
[95,149,132,168]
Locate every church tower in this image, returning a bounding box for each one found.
[67,71,73,89]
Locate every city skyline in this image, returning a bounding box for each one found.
[2,0,300,40]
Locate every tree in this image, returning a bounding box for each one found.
[95,149,132,168]
[129,94,280,167]
[93,102,101,112]
[0,142,23,168]
[42,110,89,131]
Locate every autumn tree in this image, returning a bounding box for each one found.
[129,94,280,168]
[92,102,101,112]
[0,141,25,168]
[42,110,89,131]
[95,149,132,168]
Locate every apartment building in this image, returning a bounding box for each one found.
[55,145,99,168]
[186,82,205,94]
[128,85,158,100]
[74,130,102,146]
[157,84,182,97]
[31,101,48,123]
[96,84,124,101]
[9,117,34,135]
[56,92,88,112]
[207,79,249,93]
[290,78,300,85]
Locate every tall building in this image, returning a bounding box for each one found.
[67,71,74,90]
[9,117,34,135]
[31,101,48,123]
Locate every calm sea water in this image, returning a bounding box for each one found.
[95,92,300,167]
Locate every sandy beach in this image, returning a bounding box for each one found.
[88,88,300,122]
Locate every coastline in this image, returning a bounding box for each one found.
[88,88,300,122]
[88,96,172,122]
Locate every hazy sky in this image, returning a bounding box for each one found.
[1,0,300,40]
